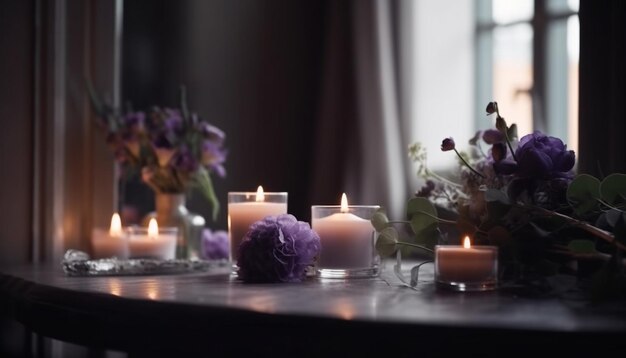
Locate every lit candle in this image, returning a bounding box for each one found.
[228,186,288,262]
[127,218,177,260]
[435,236,498,291]
[312,194,378,271]
[91,213,129,259]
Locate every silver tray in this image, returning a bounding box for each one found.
[62,250,229,277]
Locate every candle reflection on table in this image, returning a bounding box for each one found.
[108,278,122,296]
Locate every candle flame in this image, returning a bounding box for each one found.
[148,218,159,239]
[463,236,471,249]
[340,193,349,213]
[109,213,123,237]
[256,185,265,202]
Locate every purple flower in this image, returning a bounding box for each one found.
[163,108,183,133]
[173,147,199,172]
[201,229,229,260]
[491,142,507,162]
[482,129,504,144]
[514,131,575,179]
[415,180,436,197]
[237,214,321,283]
[440,137,455,151]
[198,122,226,144]
[486,102,497,115]
[122,111,145,134]
[152,131,178,167]
[201,140,227,177]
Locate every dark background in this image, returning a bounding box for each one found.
[121,0,352,228]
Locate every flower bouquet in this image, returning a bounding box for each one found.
[88,84,227,258]
[374,102,626,300]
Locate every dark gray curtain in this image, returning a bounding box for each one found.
[579,0,626,176]
[122,0,410,225]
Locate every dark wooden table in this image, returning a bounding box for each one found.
[1,262,625,356]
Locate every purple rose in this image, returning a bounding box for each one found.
[514,131,575,179]
[201,229,229,260]
[237,214,321,283]
[440,137,455,151]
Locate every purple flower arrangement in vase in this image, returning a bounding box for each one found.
[89,85,227,259]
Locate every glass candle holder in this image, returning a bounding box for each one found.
[312,205,380,278]
[91,228,129,259]
[228,189,288,264]
[435,244,498,291]
[127,226,178,260]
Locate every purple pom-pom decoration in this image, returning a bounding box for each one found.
[237,214,321,283]
[201,229,229,260]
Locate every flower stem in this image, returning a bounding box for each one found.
[419,211,457,225]
[396,242,434,254]
[425,169,463,188]
[453,148,485,178]
[495,104,518,162]
[533,206,626,252]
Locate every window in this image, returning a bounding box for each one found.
[476,0,580,152]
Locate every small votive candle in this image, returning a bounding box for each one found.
[435,236,498,291]
[127,218,177,260]
[312,193,379,278]
[92,213,129,259]
[228,186,288,263]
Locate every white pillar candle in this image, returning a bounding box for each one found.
[127,218,177,260]
[228,186,288,262]
[91,213,129,259]
[312,194,376,269]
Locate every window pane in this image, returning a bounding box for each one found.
[493,0,533,24]
[492,24,533,136]
[568,15,579,154]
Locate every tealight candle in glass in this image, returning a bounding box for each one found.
[127,219,177,260]
[435,236,498,291]
[91,213,129,259]
[312,193,379,278]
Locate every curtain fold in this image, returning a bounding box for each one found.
[312,0,411,219]
[579,0,626,176]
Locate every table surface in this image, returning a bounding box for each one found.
[2,261,626,354]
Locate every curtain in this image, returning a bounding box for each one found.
[312,0,412,219]
[579,0,626,176]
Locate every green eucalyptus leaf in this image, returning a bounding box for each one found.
[371,210,390,231]
[376,227,398,257]
[413,223,440,249]
[567,174,601,215]
[406,197,438,235]
[567,239,597,254]
[600,173,626,205]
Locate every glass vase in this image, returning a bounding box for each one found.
[143,193,205,260]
